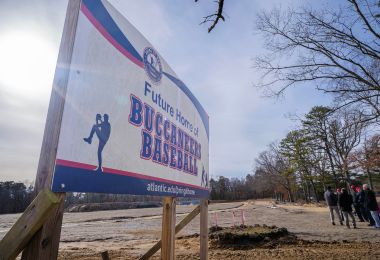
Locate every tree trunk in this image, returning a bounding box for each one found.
[367,169,374,191]
[310,180,319,203]
[287,189,294,202]
[302,182,309,203]
[324,143,339,188]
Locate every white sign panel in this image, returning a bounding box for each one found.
[51,0,209,198]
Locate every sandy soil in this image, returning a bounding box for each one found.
[1,200,380,259]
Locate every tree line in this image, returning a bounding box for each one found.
[208,109,380,203]
[0,182,33,214]
[209,174,280,201]
[253,107,380,203]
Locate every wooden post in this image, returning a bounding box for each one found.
[200,199,208,260]
[161,197,176,260]
[140,204,201,260]
[0,190,60,260]
[101,251,110,260]
[21,0,81,259]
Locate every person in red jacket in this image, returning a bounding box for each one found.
[351,185,364,222]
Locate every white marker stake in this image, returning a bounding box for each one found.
[241,209,245,226]
[232,211,236,227]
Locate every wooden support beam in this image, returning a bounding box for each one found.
[139,204,201,260]
[21,0,81,259]
[175,205,201,234]
[0,189,61,260]
[161,197,176,260]
[200,199,208,260]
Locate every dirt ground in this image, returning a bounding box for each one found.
[1,200,380,259]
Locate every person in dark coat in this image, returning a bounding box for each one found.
[324,186,343,225]
[352,185,364,222]
[338,188,356,228]
[363,184,380,228]
[336,188,344,221]
[357,187,371,223]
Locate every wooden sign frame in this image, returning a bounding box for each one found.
[22,0,81,258]
[0,0,209,259]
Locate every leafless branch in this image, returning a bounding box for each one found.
[197,0,225,32]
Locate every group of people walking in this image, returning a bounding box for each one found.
[324,184,380,229]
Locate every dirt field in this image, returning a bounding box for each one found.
[1,200,380,259]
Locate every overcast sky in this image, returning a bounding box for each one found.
[0,0,338,183]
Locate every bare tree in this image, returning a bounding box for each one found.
[351,134,380,189]
[255,0,380,123]
[255,143,296,202]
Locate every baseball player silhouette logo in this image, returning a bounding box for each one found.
[83,113,111,172]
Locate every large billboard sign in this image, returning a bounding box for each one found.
[51,0,209,198]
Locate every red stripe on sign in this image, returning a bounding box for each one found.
[55,159,209,191]
[56,159,97,170]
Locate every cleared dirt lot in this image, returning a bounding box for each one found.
[1,200,379,259]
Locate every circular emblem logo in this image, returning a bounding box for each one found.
[143,47,162,84]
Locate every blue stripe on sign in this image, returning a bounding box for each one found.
[52,165,209,198]
[82,0,143,64]
[163,72,209,139]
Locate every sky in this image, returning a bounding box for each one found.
[0,0,337,183]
